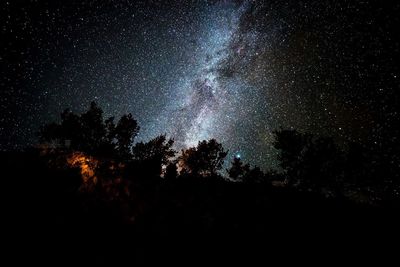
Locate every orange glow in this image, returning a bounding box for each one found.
[67,152,98,184]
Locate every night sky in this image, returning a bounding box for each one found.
[1,0,399,169]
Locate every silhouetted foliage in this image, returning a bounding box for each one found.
[133,135,175,164]
[227,157,250,181]
[39,102,139,159]
[273,129,344,193]
[39,122,63,144]
[115,113,139,158]
[272,129,400,202]
[28,101,400,259]
[132,135,175,176]
[37,103,400,210]
[164,162,178,180]
[180,139,228,176]
[273,129,312,178]
[243,166,265,184]
[80,102,107,153]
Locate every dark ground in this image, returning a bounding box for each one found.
[2,150,399,265]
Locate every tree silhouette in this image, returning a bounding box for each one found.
[80,102,107,153]
[227,157,250,181]
[39,122,63,145]
[180,139,227,177]
[132,135,175,176]
[113,113,139,159]
[133,135,175,163]
[227,157,273,184]
[38,102,139,159]
[34,101,400,234]
[245,166,266,184]
[164,162,178,180]
[273,129,311,178]
[302,137,343,193]
[59,108,83,149]
[39,107,83,150]
[99,116,117,155]
[273,129,344,194]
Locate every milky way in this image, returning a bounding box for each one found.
[160,2,253,150]
[140,1,276,167]
[1,1,399,169]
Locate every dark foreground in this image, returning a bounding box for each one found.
[3,150,399,264]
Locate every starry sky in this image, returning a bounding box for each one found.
[1,0,399,169]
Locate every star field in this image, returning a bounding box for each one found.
[1,0,399,169]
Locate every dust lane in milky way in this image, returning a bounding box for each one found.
[147,2,272,165]
[164,2,252,149]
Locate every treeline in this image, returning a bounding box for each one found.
[3,102,399,233]
[2,101,399,263]
[37,102,399,205]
